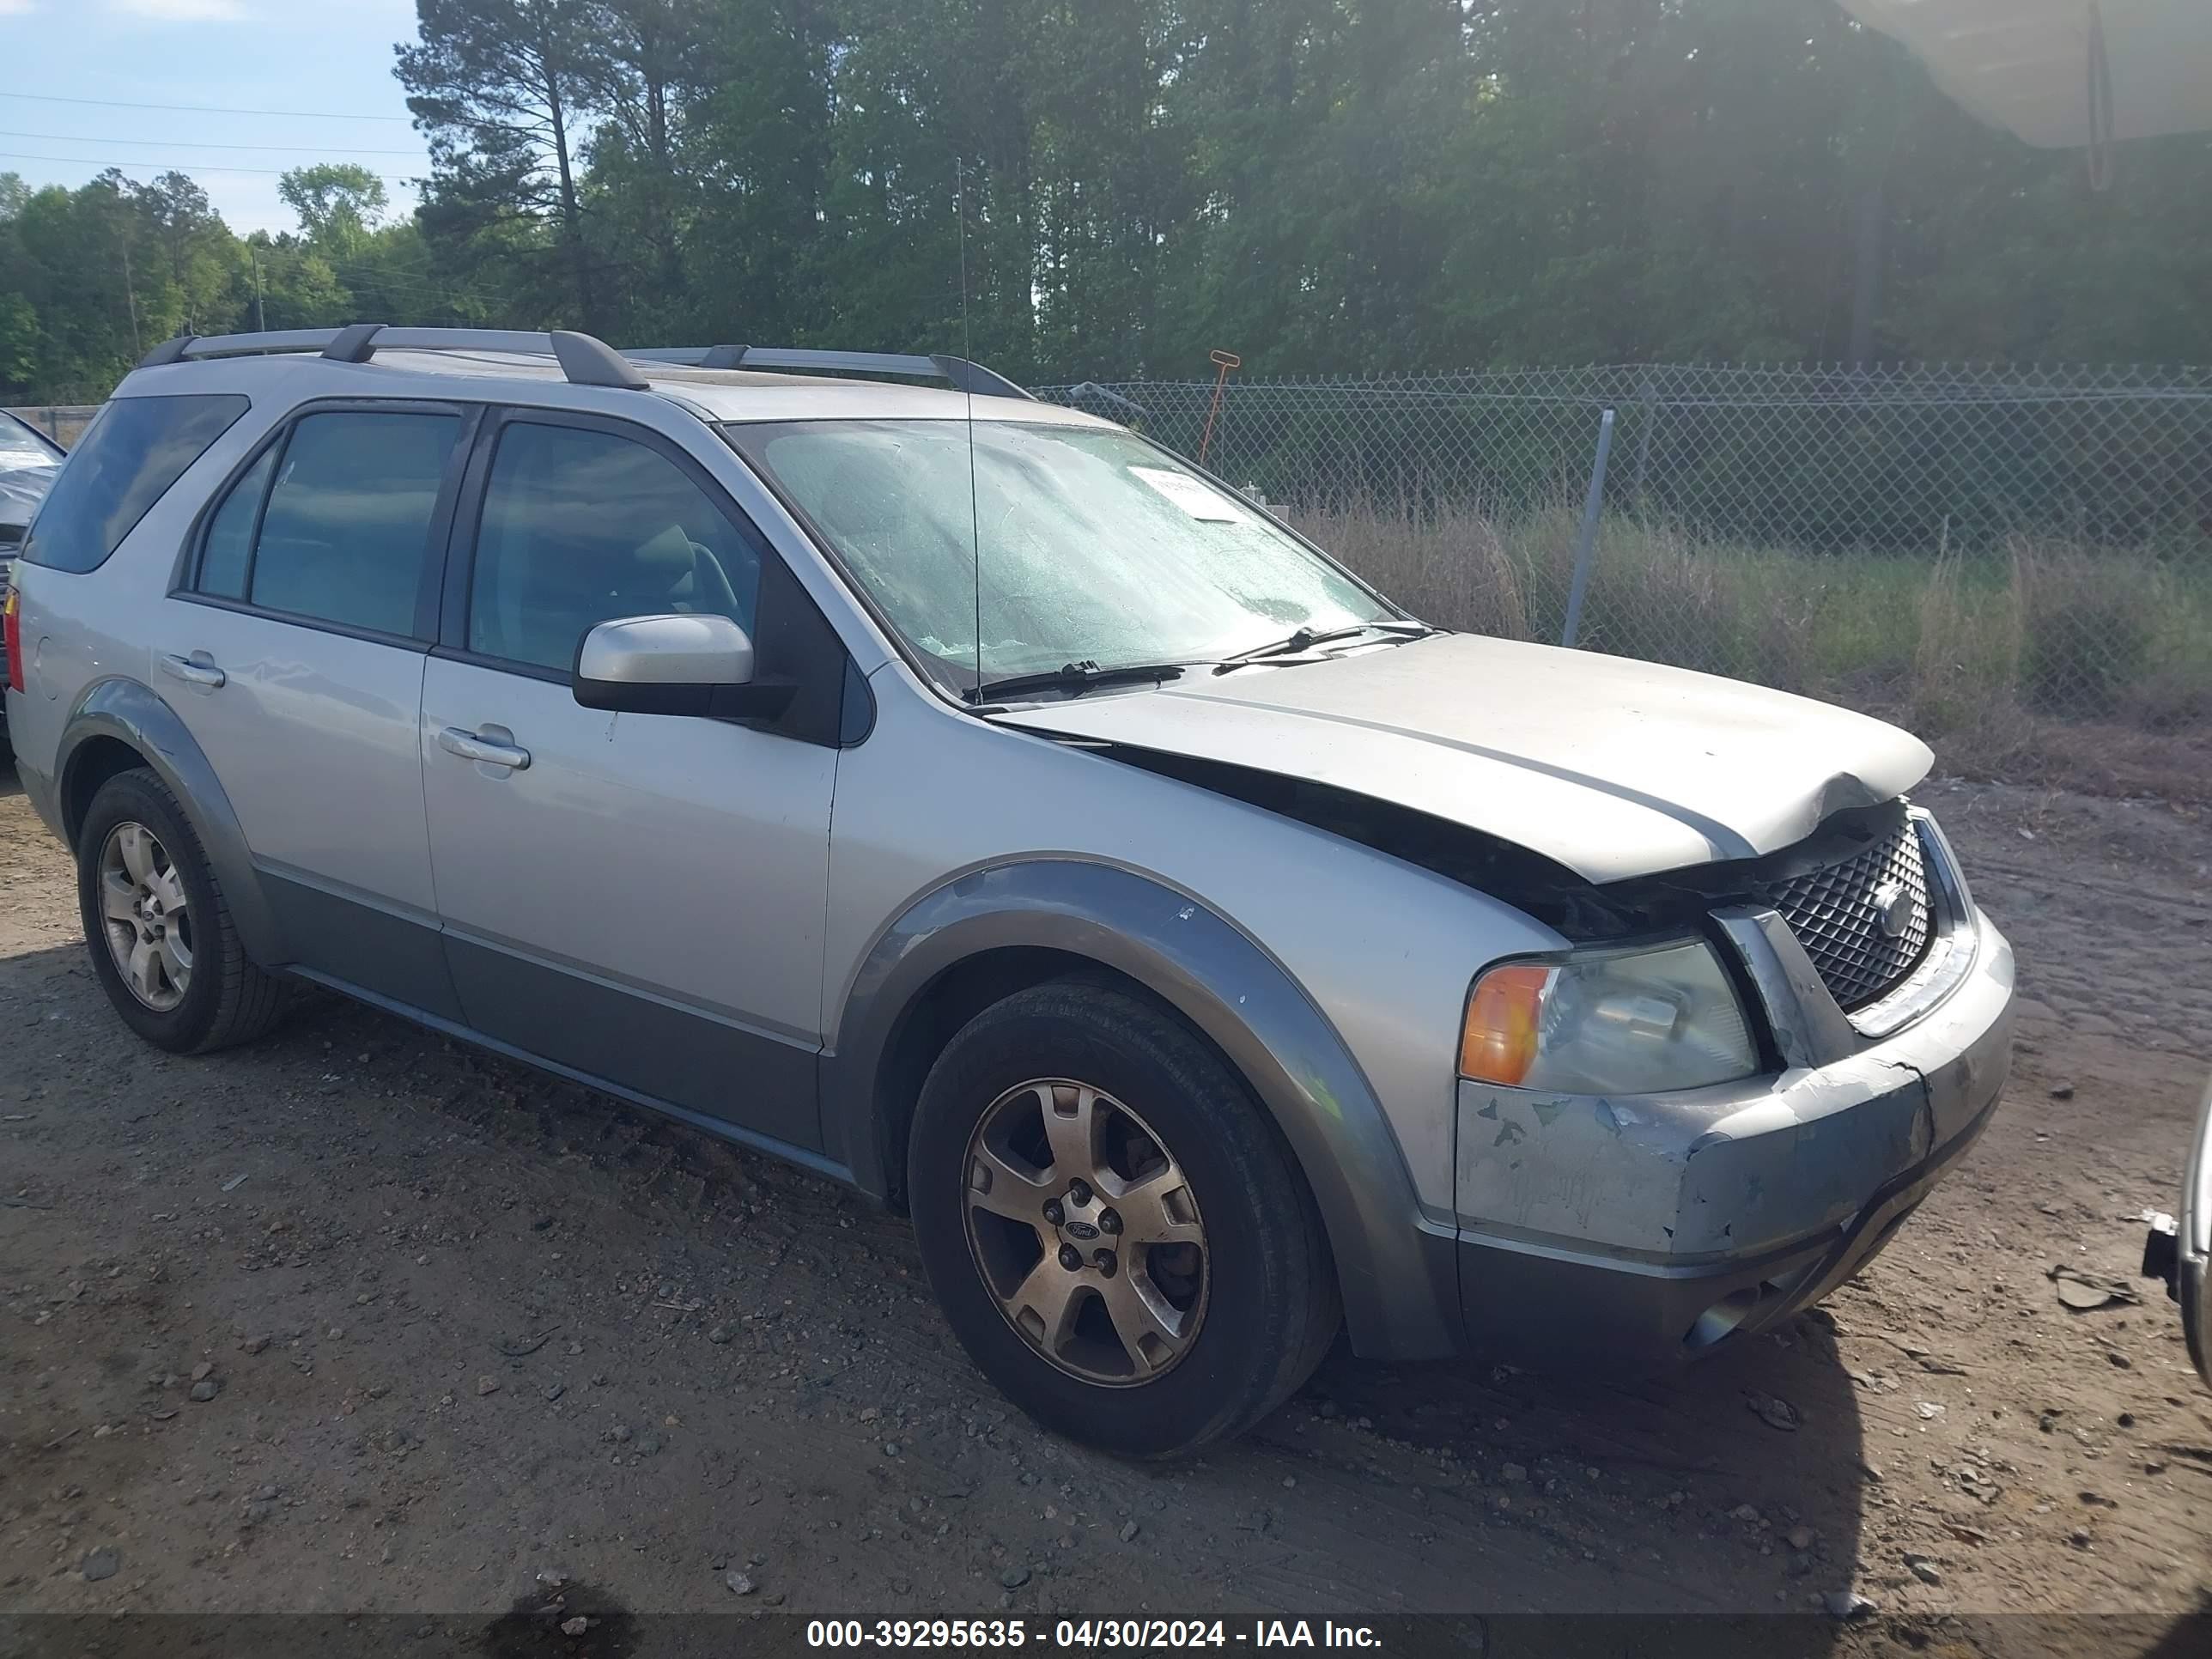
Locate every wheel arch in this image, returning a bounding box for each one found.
[56,678,283,965]
[821,858,1462,1359]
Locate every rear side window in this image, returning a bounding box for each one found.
[196,445,276,600]
[195,410,460,637]
[21,394,248,574]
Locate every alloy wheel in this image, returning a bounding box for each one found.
[97,822,192,1012]
[961,1078,1208,1385]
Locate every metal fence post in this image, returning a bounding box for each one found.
[1628,378,1658,506]
[1559,407,1615,649]
[1024,366,2211,736]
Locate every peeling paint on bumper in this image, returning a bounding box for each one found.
[1451,913,2014,1364]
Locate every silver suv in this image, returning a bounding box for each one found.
[4,327,2015,1455]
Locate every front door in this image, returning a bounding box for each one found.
[420,410,836,1150]
[159,401,471,1012]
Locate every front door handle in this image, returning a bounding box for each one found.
[438,725,531,771]
[159,653,226,689]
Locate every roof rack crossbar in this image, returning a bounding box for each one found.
[139,328,341,365]
[136,325,647,390]
[627,345,751,370]
[624,344,1035,401]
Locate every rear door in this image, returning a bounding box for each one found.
[161,399,475,1013]
[419,407,843,1151]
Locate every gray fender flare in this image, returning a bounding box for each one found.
[56,678,283,966]
[822,858,1460,1359]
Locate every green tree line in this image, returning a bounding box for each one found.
[0,161,493,402]
[6,0,2210,404]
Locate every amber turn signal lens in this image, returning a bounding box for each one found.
[2,584,21,696]
[1460,964,1553,1085]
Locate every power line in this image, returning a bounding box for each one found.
[0,149,418,179]
[0,91,412,124]
[318,266,507,307]
[256,249,509,307]
[322,258,494,291]
[0,129,425,157]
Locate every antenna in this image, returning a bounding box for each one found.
[957,157,983,702]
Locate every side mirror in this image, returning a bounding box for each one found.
[573,614,790,720]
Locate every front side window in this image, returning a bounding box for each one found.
[214,410,459,636]
[22,393,248,574]
[467,421,762,673]
[726,419,1390,688]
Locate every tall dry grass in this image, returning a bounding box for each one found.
[1291,496,1533,641]
[1905,532,2033,763]
[1289,493,2212,801]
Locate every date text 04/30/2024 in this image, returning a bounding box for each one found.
[805,1621,1384,1649]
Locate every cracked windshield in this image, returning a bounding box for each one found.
[729,420,1390,689]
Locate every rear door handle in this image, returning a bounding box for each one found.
[438,726,531,771]
[159,653,226,689]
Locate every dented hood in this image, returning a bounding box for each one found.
[995,634,1932,883]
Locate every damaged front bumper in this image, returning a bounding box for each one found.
[1451,813,2014,1364]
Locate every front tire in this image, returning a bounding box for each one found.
[75,767,284,1054]
[909,979,1340,1457]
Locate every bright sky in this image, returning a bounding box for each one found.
[0,0,431,237]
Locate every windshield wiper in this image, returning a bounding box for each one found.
[966,659,1192,705]
[1215,619,1434,670]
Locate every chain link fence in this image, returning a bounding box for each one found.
[1041,365,2212,797]
[6,404,100,447]
[14,368,2210,794]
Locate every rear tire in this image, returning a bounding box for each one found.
[909,978,1340,1457]
[75,767,285,1054]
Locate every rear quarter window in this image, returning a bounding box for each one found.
[21,393,249,574]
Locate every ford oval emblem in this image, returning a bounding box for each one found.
[1063,1219,1100,1241]
[1872,878,1912,939]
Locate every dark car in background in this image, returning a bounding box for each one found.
[1,409,68,760]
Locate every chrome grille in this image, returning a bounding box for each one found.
[1763,815,1932,1011]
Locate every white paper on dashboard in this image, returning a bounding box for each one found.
[1128,465,1248,523]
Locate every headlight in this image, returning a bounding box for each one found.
[1460,939,1759,1095]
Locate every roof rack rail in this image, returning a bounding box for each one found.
[1062,380,1150,422]
[624,345,1035,401]
[133,327,1030,401]
[134,325,649,391]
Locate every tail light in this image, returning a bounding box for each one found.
[3,581,22,695]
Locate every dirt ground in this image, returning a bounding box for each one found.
[2,763,2209,1653]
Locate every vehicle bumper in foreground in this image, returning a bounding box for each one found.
[1450,909,2014,1364]
[2140,1078,2212,1392]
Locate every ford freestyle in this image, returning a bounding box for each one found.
[3,328,2014,1455]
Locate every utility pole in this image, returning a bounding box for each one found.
[1846,176,1884,368]
[250,247,266,331]
[121,239,142,356]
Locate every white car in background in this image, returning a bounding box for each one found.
[0,408,67,761]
